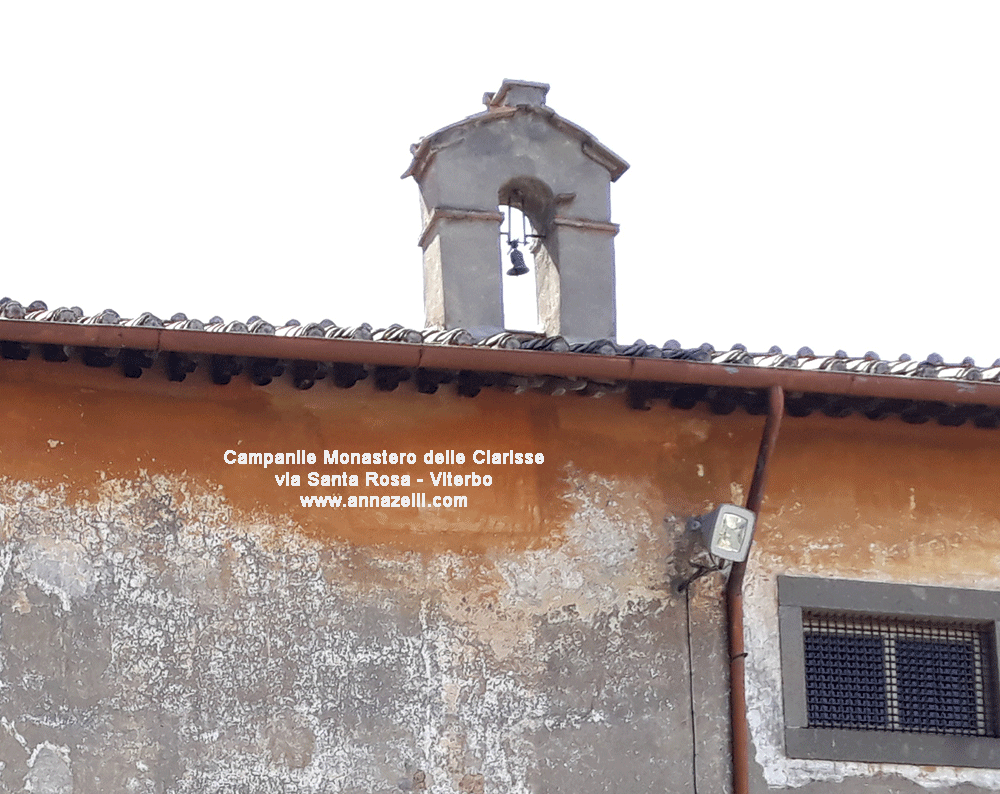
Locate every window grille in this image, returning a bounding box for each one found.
[803,612,997,737]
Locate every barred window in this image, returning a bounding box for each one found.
[802,612,996,737]
[779,576,1000,768]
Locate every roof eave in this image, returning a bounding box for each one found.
[1,319,996,409]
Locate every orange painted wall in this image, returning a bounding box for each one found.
[0,356,763,553]
[757,412,1000,583]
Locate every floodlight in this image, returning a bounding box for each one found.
[690,504,757,562]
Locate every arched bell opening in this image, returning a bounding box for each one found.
[498,178,554,333]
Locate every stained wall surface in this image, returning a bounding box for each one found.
[743,414,1000,793]
[0,358,753,793]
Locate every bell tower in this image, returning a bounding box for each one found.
[403,79,628,342]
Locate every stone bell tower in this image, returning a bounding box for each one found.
[402,79,628,342]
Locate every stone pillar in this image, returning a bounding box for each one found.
[536,217,619,342]
[419,208,505,335]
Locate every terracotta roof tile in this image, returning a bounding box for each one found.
[2,297,997,382]
[5,296,1000,427]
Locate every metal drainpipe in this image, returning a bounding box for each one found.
[729,384,785,794]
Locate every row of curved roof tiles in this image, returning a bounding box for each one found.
[0,297,995,382]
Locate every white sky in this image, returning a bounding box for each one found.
[2,3,998,365]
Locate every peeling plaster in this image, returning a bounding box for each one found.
[16,537,97,611]
[25,742,72,794]
[0,469,688,793]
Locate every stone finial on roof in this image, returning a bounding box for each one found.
[483,79,550,110]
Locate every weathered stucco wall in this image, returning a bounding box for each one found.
[0,358,756,793]
[744,414,1000,793]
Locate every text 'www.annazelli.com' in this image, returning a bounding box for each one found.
[299,493,467,509]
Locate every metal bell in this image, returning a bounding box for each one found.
[506,241,529,276]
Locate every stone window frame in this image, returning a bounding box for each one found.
[778,575,1000,769]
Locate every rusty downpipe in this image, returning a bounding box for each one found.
[729,384,784,794]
